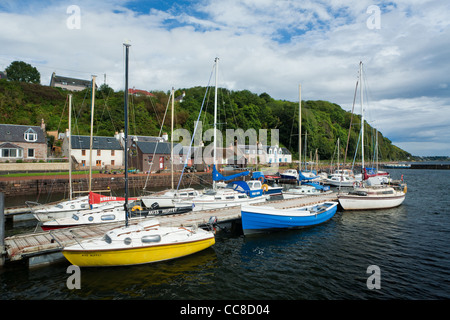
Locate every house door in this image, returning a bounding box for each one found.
[159,156,164,170]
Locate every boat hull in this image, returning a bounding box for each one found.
[338,193,405,210]
[62,236,215,267]
[241,202,338,235]
[41,206,193,231]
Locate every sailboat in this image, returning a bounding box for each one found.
[32,89,126,223]
[140,87,202,209]
[62,44,215,267]
[338,62,406,210]
[282,85,331,199]
[173,58,268,212]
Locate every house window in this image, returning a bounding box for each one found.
[82,150,86,156]
[97,150,101,156]
[81,160,86,166]
[111,150,115,156]
[28,148,35,158]
[1,148,23,158]
[24,128,37,142]
[96,160,101,166]
[111,160,115,166]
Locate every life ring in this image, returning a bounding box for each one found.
[262,184,269,192]
[132,205,142,212]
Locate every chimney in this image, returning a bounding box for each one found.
[41,118,46,132]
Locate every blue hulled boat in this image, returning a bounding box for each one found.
[241,201,338,235]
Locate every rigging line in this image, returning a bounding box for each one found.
[143,90,172,190]
[177,63,215,191]
[344,79,359,166]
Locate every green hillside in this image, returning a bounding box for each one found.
[0,79,411,161]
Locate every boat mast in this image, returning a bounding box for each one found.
[68,94,72,200]
[124,43,131,227]
[360,61,365,176]
[89,75,96,194]
[213,57,219,190]
[171,87,174,190]
[298,84,301,174]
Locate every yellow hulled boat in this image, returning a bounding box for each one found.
[63,219,215,267]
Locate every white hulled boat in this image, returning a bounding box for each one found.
[338,62,406,210]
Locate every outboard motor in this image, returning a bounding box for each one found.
[208,216,218,232]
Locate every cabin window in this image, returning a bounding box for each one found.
[72,214,79,221]
[141,235,161,243]
[124,237,132,245]
[226,196,234,200]
[101,214,116,221]
[103,234,112,244]
[238,195,246,199]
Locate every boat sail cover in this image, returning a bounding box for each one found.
[212,165,249,181]
[299,171,319,181]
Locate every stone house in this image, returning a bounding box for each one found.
[0,123,48,162]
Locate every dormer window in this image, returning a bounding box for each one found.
[24,128,37,142]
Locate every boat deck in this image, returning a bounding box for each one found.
[3,193,338,266]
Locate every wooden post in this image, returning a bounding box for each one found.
[0,192,5,267]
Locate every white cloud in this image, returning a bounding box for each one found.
[0,0,449,156]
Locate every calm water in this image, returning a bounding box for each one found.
[1,169,449,302]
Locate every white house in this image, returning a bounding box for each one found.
[62,133,124,169]
[265,145,292,164]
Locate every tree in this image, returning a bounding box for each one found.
[5,61,41,83]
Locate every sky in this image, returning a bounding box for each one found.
[0,0,449,157]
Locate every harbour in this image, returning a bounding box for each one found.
[0,168,449,300]
[2,192,337,268]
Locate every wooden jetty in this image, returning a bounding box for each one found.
[2,193,338,268]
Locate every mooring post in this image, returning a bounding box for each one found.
[0,192,5,267]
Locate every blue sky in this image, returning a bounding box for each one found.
[0,0,449,157]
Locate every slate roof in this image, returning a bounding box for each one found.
[135,141,172,154]
[0,142,23,149]
[0,124,46,144]
[50,73,94,89]
[71,135,122,150]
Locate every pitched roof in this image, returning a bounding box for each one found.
[50,72,94,89]
[135,141,172,154]
[0,142,23,149]
[71,135,122,150]
[0,124,46,144]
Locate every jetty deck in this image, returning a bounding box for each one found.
[3,193,338,267]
